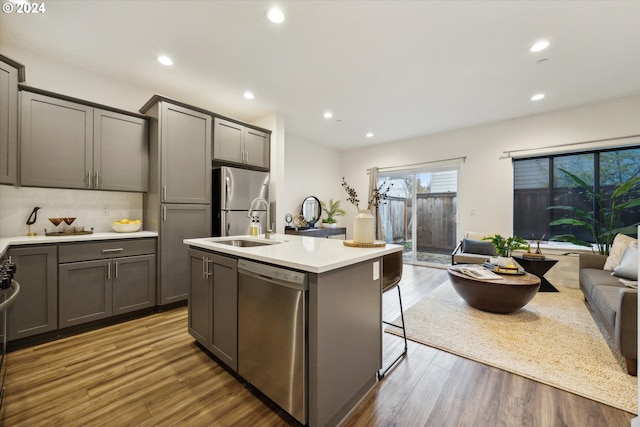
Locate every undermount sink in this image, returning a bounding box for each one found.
[213,239,281,247]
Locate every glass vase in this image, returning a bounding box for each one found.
[353,209,374,244]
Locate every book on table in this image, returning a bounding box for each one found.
[450,265,503,280]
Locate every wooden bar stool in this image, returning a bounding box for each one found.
[378,251,407,380]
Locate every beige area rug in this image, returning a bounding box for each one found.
[388,281,638,414]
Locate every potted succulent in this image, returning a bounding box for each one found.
[320,199,346,228]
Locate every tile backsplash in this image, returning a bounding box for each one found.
[0,185,143,237]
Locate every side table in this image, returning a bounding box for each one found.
[512,256,559,292]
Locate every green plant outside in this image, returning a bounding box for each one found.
[547,169,640,255]
[320,199,346,224]
[483,234,530,257]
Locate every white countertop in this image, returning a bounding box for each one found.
[0,231,158,256]
[184,234,403,273]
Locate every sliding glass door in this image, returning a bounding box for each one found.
[377,167,458,266]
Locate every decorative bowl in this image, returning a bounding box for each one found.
[111,222,142,233]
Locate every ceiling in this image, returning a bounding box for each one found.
[1,1,639,151]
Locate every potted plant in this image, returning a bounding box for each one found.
[483,234,530,258]
[320,199,346,228]
[547,169,640,255]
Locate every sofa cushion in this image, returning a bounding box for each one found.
[604,233,637,271]
[613,244,638,280]
[462,238,496,256]
[589,285,621,334]
[580,268,623,296]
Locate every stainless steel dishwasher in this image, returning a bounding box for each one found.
[237,259,308,424]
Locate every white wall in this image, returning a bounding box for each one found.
[340,94,640,240]
[283,135,343,228]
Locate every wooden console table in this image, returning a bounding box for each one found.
[284,226,346,239]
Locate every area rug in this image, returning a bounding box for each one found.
[387,281,638,414]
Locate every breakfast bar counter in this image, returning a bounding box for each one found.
[184,234,403,427]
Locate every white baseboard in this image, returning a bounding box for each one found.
[631,416,639,427]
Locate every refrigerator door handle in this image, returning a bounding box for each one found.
[224,175,231,211]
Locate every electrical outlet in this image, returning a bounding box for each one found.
[102,205,110,216]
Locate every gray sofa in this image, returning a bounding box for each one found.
[579,253,637,376]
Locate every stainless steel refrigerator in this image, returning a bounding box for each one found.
[212,166,270,236]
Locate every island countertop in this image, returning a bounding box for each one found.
[184,234,403,273]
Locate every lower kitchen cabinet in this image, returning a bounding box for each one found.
[7,246,57,341]
[188,248,238,371]
[59,259,112,327]
[58,238,156,328]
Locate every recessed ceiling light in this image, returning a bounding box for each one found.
[157,55,173,66]
[531,93,545,101]
[530,40,550,53]
[243,91,255,100]
[366,133,374,138]
[267,8,285,24]
[323,111,333,119]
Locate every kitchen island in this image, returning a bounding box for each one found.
[184,234,403,427]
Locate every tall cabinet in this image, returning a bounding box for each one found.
[141,96,212,305]
[0,55,24,185]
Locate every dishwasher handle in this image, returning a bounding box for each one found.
[238,259,307,292]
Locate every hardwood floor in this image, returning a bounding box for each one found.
[1,265,635,426]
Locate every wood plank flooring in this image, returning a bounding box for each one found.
[1,265,635,427]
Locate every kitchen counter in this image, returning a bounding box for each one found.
[184,234,403,427]
[0,231,158,257]
[184,234,402,273]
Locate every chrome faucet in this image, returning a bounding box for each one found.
[248,198,272,237]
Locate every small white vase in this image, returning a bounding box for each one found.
[353,209,374,244]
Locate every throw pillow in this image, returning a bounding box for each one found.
[612,244,638,280]
[603,233,637,271]
[462,238,496,256]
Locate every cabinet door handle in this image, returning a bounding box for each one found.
[114,261,118,279]
[163,185,167,201]
[162,206,167,221]
[245,150,249,164]
[87,170,92,188]
[202,256,207,278]
[107,261,111,279]
[102,248,124,253]
[95,171,99,188]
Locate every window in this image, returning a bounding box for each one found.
[513,146,640,241]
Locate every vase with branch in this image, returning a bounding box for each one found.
[342,177,392,243]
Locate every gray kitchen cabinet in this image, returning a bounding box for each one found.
[20,91,93,189]
[58,238,156,327]
[188,248,238,371]
[20,91,148,191]
[93,109,148,192]
[160,102,211,204]
[213,117,270,169]
[112,254,156,315]
[59,259,112,327]
[159,204,211,305]
[0,58,19,185]
[141,96,212,307]
[7,246,57,341]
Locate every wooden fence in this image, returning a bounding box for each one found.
[379,193,457,251]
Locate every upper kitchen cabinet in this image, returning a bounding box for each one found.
[0,56,24,185]
[20,89,149,192]
[94,109,148,192]
[142,97,212,204]
[213,117,270,170]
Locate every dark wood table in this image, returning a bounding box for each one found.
[512,256,559,292]
[447,268,541,314]
[284,226,346,238]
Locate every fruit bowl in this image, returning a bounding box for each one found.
[111,221,142,233]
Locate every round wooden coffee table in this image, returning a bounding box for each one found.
[447,267,541,314]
